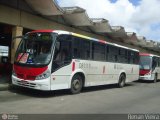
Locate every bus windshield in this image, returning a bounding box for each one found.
[139,56,152,70]
[14,32,57,66]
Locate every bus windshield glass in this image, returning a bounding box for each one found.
[139,56,152,70]
[14,32,57,66]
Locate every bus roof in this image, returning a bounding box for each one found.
[30,30,54,33]
[54,30,139,52]
[29,30,139,52]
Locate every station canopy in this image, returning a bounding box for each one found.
[25,0,160,52]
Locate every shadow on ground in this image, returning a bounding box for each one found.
[133,79,160,83]
[8,82,134,98]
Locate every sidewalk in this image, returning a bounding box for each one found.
[0,74,11,91]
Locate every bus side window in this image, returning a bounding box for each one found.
[128,51,135,64]
[92,42,105,61]
[108,45,118,62]
[118,48,127,63]
[107,45,112,62]
[152,59,156,69]
[55,41,60,51]
[106,45,109,61]
[158,58,160,67]
[52,35,72,72]
[73,37,81,59]
[134,52,139,64]
[53,41,60,59]
[152,57,158,69]
[81,40,90,60]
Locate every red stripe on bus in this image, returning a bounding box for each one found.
[139,53,151,56]
[103,66,105,74]
[99,40,106,44]
[13,64,48,80]
[72,62,75,72]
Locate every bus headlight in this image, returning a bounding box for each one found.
[35,69,51,80]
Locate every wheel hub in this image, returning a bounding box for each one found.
[73,79,80,90]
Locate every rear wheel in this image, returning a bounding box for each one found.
[70,75,83,94]
[118,74,126,88]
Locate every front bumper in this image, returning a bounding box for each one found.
[12,75,51,91]
[139,75,154,81]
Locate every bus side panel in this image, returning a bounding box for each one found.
[155,67,160,79]
[123,64,139,82]
[50,64,72,90]
[77,60,139,87]
[157,67,160,79]
[50,60,139,90]
[80,61,118,86]
[78,60,119,86]
[109,63,139,83]
[152,67,160,80]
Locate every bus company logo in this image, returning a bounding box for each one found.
[2,113,8,120]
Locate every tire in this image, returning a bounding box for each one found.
[153,74,157,83]
[70,75,83,94]
[118,74,126,88]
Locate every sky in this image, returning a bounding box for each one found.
[57,0,160,42]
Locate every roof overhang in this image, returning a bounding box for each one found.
[137,36,147,47]
[24,0,160,53]
[124,32,138,45]
[62,7,93,26]
[145,40,159,51]
[26,0,63,15]
[108,26,127,41]
[89,18,112,33]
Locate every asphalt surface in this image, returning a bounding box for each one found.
[0,80,160,114]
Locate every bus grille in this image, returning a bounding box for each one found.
[16,80,36,88]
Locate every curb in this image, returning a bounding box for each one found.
[0,83,9,91]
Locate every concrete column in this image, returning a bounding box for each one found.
[11,26,23,64]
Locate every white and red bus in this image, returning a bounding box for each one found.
[12,30,139,94]
[139,53,160,82]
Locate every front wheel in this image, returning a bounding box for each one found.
[70,75,83,94]
[118,74,126,88]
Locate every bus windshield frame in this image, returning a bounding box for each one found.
[14,32,57,67]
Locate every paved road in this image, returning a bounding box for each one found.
[0,80,160,114]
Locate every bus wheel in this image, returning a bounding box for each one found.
[118,74,126,88]
[153,74,157,83]
[70,75,83,94]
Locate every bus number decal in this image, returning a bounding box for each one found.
[79,63,91,69]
